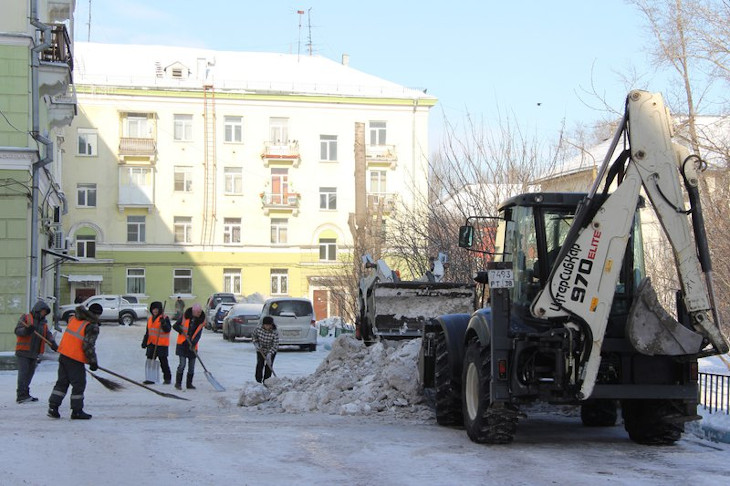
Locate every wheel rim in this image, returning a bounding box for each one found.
[465,362,479,421]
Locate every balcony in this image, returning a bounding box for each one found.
[118,184,154,211]
[261,141,301,167]
[367,192,397,214]
[47,87,77,129]
[119,138,157,159]
[38,24,73,98]
[366,144,398,170]
[260,192,300,216]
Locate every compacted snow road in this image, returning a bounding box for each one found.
[0,323,727,486]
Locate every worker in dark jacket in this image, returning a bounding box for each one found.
[15,300,57,403]
[172,303,205,390]
[48,303,101,420]
[142,301,172,384]
[252,316,279,383]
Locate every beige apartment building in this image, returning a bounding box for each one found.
[59,42,436,319]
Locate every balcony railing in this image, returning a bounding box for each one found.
[119,137,157,157]
[367,192,397,213]
[38,24,73,97]
[260,192,300,215]
[118,184,154,210]
[40,24,73,69]
[261,141,301,167]
[366,144,398,169]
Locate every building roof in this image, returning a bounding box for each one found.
[73,42,437,101]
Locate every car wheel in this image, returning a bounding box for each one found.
[308,343,317,352]
[229,334,236,342]
[119,312,134,326]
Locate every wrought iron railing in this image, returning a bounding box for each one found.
[699,372,730,415]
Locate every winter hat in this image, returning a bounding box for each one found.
[88,303,103,316]
[262,316,276,328]
[149,301,163,313]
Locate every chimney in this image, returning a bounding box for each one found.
[341,53,349,66]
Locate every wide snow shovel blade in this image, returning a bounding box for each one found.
[97,366,189,401]
[145,358,159,383]
[184,334,225,392]
[264,353,277,377]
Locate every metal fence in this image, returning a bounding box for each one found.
[699,372,730,415]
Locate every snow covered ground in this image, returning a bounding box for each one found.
[1,323,729,485]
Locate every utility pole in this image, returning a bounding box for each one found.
[87,0,92,42]
[297,9,304,61]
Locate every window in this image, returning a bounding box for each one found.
[173,114,193,141]
[223,218,241,244]
[127,215,146,243]
[173,269,193,295]
[174,166,193,192]
[319,187,337,210]
[77,183,97,208]
[369,170,387,194]
[319,238,337,261]
[224,167,243,194]
[270,168,289,204]
[369,121,386,146]
[125,114,148,138]
[126,268,145,294]
[76,235,96,258]
[271,269,288,295]
[224,116,243,143]
[127,167,151,186]
[269,117,289,143]
[223,268,241,294]
[77,128,98,156]
[271,218,288,244]
[174,216,193,243]
[320,135,337,161]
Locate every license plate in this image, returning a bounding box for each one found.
[282,330,299,337]
[488,269,514,288]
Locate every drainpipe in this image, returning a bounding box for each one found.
[29,0,55,304]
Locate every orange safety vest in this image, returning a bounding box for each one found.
[15,314,48,354]
[57,316,89,363]
[176,317,203,350]
[146,315,170,347]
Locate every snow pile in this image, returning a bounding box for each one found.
[238,335,434,420]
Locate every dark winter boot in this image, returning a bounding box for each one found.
[163,373,171,385]
[186,373,196,390]
[175,371,183,390]
[71,409,92,420]
[47,406,60,419]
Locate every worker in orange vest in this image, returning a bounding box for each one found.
[142,301,172,384]
[172,303,205,390]
[47,303,101,420]
[15,300,57,403]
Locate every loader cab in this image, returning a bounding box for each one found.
[493,193,645,328]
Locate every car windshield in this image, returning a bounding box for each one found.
[269,301,312,317]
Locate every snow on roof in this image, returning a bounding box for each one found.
[73,42,436,101]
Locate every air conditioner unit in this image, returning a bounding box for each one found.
[53,230,66,251]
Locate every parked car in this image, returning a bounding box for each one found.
[57,295,148,326]
[204,293,237,329]
[259,297,317,351]
[210,302,235,332]
[222,303,264,342]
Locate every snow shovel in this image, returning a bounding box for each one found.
[97,366,189,401]
[183,333,225,392]
[144,335,160,384]
[259,350,277,378]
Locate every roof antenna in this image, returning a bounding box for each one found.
[87,0,92,42]
[307,7,313,56]
[297,9,304,62]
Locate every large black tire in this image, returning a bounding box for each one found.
[434,331,463,426]
[462,339,517,444]
[581,399,618,427]
[621,399,684,445]
[119,312,134,326]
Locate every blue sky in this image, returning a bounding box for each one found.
[72,1,662,145]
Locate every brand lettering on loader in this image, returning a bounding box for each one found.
[550,244,581,311]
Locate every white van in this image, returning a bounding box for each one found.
[259,297,317,351]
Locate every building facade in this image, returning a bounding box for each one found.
[0,0,76,350]
[60,42,436,320]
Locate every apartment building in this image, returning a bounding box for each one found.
[0,0,76,350]
[59,42,436,320]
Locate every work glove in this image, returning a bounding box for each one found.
[141,341,147,349]
[89,361,98,372]
[50,343,58,352]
